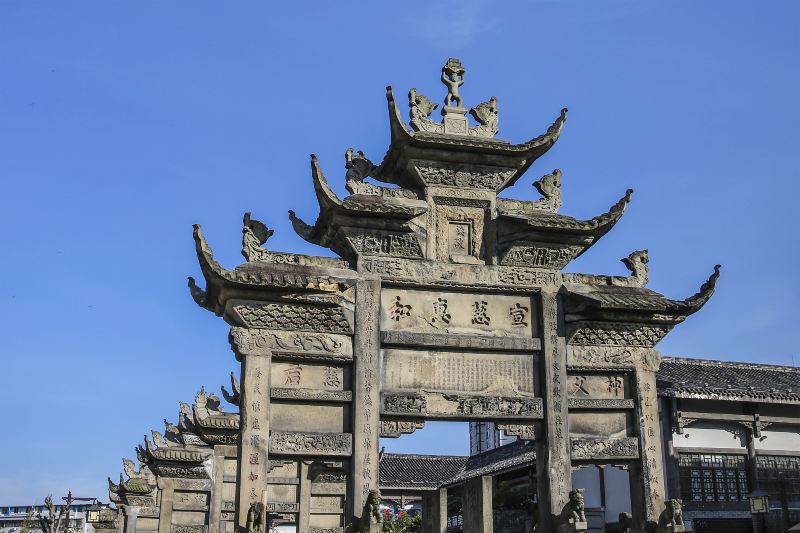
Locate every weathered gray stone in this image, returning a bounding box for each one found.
[99,57,726,533]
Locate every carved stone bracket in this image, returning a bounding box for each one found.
[379,420,425,438]
[497,423,536,440]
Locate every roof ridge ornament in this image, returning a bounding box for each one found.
[241,212,274,262]
[407,58,499,139]
[621,250,649,287]
[532,169,562,212]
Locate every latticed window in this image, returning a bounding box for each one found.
[756,455,800,503]
[678,453,749,502]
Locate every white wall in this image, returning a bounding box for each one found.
[754,426,800,451]
[676,422,746,450]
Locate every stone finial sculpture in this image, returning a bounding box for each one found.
[532,169,563,212]
[441,58,465,108]
[557,489,588,533]
[408,88,442,133]
[221,371,241,406]
[245,502,265,533]
[242,212,274,262]
[469,96,499,136]
[622,250,649,287]
[358,489,383,533]
[656,500,685,532]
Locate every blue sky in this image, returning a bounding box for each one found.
[0,0,798,505]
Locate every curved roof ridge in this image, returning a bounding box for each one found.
[662,355,800,373]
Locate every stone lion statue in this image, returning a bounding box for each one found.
[656,499,685,532]
[557,489,587,532]
[245,502,264,533]
[359,489,383,533]
[619,512,633,533]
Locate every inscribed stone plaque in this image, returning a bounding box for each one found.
[448,221,472,256]
[381,288,535,337]
[383,348,535,395]
[271,362,348,391]
[566,374,629,399]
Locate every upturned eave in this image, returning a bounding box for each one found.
[563,264,721,324]
[374,86,567,191]
[190,224,359,316]
[497,189,632,260]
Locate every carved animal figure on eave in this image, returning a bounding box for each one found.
[242,212,274,262]
[622,249,649,287]
[345,148,380,195]
[532,169,562,212]
[221,371,241,406]
[470,96,499,136]
[408,88,443,133]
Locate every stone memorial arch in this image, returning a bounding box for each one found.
[189,58,719,533]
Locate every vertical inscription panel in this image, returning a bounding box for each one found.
[380,288,535,338]
[351,279,381,518]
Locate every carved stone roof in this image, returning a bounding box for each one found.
[379,453,468,491]
[563,265,720,325]
[289,154,428,251]
[658,357,800,404]
[374,86,567,192]
[191,224,358,316]
[496,190,633,261]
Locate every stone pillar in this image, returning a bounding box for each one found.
[209,447,226,533]
[634,369,666,528]
[229,328,273,529]
[537,291,570,530]
[462,476,493,533]
[123,507,138,533]
[350,278,381,521]
[421,488,447,533]
[157,484,174,533]
[298,461,313,533]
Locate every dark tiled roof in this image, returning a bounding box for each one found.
[658,357,800,404]
[379,453,468,490]
[445,440,535,486]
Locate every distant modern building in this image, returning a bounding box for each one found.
[0,503,98,533]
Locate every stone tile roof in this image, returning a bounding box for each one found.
[658,357,800,404]
[379,453,468,490]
